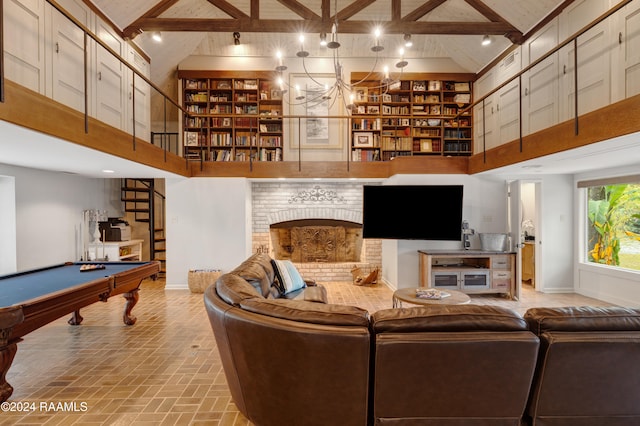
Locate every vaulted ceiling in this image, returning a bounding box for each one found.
[89,0,571,84]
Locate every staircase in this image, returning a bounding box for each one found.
[121,178,166,275]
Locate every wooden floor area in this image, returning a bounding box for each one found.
[3,279,613,425]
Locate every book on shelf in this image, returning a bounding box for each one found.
[214,149,232,161]
[259,147,282,161]
[186,92,208,102]
[185,79,207,90]
[351,149,380,162]
[453,93,471,104]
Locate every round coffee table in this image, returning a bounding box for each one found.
[392,288,471,308]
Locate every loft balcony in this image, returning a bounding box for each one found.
[1,0,639,179]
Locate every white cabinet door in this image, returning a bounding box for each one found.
[522,20,560,136]
[612,1,640,101]
[48,1,89,112]
[127,48,151,142]
[95,19,125,131]
[495,50,523,145]
[473,70,497,153]
[496,80,521,145]
[4,0,45,93]
[559,19,611,120]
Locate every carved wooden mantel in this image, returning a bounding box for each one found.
[271,221,363,263]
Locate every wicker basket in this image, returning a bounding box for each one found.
[188,269,221,293]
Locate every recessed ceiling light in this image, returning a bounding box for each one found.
[102,169,115,174]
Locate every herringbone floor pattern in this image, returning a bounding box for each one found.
[2,279,612,425]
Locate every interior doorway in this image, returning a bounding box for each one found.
[508,180,542,300]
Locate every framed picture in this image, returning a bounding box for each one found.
[355,88,368,102]
[184,132,199,146]
[271,89,283,100]
[367,105,380,114]
[353,132,374,147]
[289,74,343,149]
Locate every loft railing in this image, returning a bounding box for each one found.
[1,0,635,170]
[0,0,185,157]
[456,0,635,162]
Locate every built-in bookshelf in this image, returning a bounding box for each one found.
[179,71,283,162]
[350,73,474,162]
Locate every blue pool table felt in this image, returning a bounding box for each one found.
[0,262,149,307]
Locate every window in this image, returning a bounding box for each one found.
[586,183,640,271]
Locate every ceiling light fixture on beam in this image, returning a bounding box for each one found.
[404,34,413,47]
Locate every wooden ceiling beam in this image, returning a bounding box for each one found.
[122,0,180,38]
[335,0,377,21]
[206,0,250,19]
[276,0,321,20]
[402,0,447,21]
[128,17,517,35]
[464,0,523,43]
[123,0,524,42]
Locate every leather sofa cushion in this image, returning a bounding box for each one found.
[216,273,263,306]
[371,304,528,333]
[525,306,640,335]
[239,298,370,327]
[230,253,276,298]
[283,285,328,303]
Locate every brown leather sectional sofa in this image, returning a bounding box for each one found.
[203,253,640,426]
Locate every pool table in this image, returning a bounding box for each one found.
[0,261,160,402]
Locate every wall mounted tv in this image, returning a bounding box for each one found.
[362,185,464,240]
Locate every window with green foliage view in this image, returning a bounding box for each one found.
[587,184,640,270]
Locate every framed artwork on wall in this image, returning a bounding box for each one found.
[289,74,343,149]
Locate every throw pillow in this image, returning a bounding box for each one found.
[271,259,306,294]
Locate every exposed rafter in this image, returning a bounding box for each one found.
[122,0,525,43]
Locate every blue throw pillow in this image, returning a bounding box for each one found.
[271,259,306,294]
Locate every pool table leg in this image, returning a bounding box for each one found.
[123,289,139,325]
[0,341,18,403]
[68,310,84,325]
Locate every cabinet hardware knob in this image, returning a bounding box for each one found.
[55,42,59,53]
[619,32,623,45]
[98,71,102,81]
[525,88,528,96]
[563,65,566,75]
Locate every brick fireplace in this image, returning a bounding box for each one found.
[252,182,381,282]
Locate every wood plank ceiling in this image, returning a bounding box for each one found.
[89,0,571,82]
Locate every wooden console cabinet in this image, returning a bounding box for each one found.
[88,239,143,261]
[418,250,516,298]
[522,242,535,287]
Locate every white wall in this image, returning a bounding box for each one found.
[539,175,574,292]
[165,177,251,289]
[0,164,122,272]
[574,165,640,306]
[0,176,17,274]
[378,174,507,289]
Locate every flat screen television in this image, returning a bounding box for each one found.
[362,185,464,240]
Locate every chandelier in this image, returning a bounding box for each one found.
[274,0,409,112]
